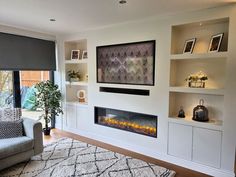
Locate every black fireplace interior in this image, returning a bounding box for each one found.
[95,107,158,138]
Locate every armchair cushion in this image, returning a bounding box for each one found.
[0,136,33,159]
[0,120,23,139]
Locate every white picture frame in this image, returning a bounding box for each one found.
[82,50,88,59]
[71,50,80,60]
[208,33,224,53]
[183,38,196,54]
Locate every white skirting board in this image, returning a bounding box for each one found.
[57,125,235,177]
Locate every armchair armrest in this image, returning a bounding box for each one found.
[22,117,43,155]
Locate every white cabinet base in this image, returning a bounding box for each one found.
[168,122,192,160]
[193,127,222,168]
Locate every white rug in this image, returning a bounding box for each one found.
[0,138,176,177]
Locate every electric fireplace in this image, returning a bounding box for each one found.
[95,107,158,138]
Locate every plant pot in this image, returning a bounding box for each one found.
[70,78,79,82]
[43,127,51,136]
[188,81,205,88]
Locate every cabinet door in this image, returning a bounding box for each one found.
[65,103,77,129]
[168,122,193,160]
[76,106,88,129]
[193,127,222,168]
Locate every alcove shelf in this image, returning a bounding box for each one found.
[65,81,88,86]
[169,87,224,96]
[64,39,88,105]
[171,17,229,55]
[170,51,228,60]
[168,117,222,131]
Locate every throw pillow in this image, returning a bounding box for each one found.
[0,108,21,122]
[0,120,23,139]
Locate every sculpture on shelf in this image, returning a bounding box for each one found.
[178,106,185,118]
[192,99,209,122]
[185,71,208,88]
[77,90,86,103]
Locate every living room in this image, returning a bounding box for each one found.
[0,1,236,177]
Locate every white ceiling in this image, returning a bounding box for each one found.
[0,0,234,35]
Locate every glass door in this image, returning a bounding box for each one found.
[0,71,13,107]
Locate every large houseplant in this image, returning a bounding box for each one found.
[35,80,63,135]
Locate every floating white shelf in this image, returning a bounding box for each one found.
[66,101,88,107]
[170,52,228,60]
[169,87,225,96]
[65,59,88,64]
[168,116,223,131]
[66,81,88,86]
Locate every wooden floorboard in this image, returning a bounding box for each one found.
[44,129,211,177]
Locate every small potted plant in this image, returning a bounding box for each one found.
[35,80,63,135]
[67,70,80,82]
[185,71,208,88]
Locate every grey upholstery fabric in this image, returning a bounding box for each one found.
[0,117,43,171]
[22,117,43,155]
[0,149,34,171]
[0,136,33,159]
[0,120,23,139]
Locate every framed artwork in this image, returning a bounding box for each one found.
[208,33,224,52]
[96,40,155,86]
[82,50,88,59]
[71,50,80,60]
[183,38,196,54]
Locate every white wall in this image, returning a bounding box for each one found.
[57,5,236,177]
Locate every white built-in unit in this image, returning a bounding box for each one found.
[168,18,229,169]
[63,39,89,130]
[58,5,236,177]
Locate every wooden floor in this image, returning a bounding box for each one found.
[44,129,210,177]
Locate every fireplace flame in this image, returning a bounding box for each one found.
[100,117,157,136]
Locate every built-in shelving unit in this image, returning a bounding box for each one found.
[168,18,229,129]
[168,18,229,168]
[64,39,88,105]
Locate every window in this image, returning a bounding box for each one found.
[20,71,52,126]
[0,71,13,107]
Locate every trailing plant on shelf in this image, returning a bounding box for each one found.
[67,70,80,82]
[35,80,63,135]
[185,71,208,88]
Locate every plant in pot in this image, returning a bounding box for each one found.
[35,80,63,135]
[67,70,80,83]
[185,71,208,88]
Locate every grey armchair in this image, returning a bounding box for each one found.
[0,118,43,171]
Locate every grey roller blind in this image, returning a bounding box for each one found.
[0,32,56,70]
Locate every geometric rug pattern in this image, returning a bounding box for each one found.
[0,138,176,177]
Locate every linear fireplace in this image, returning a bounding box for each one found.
[95,107,157,138]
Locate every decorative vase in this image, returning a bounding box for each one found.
[188,81,205,88]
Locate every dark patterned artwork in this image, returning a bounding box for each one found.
[97,40,155,85]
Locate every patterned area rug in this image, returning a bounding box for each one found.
[0,138,176,177]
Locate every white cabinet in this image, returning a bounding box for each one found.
[168,122,222,168]
[76,106,89,129]
[168,122,193,160]
[65,103,77,129]
[193,127,222,168]
[65,102,88,130]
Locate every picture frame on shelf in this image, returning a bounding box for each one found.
[208,33,224,52]
[183,38,196,54]
[82,50,88,59]
[71,50,80,60]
